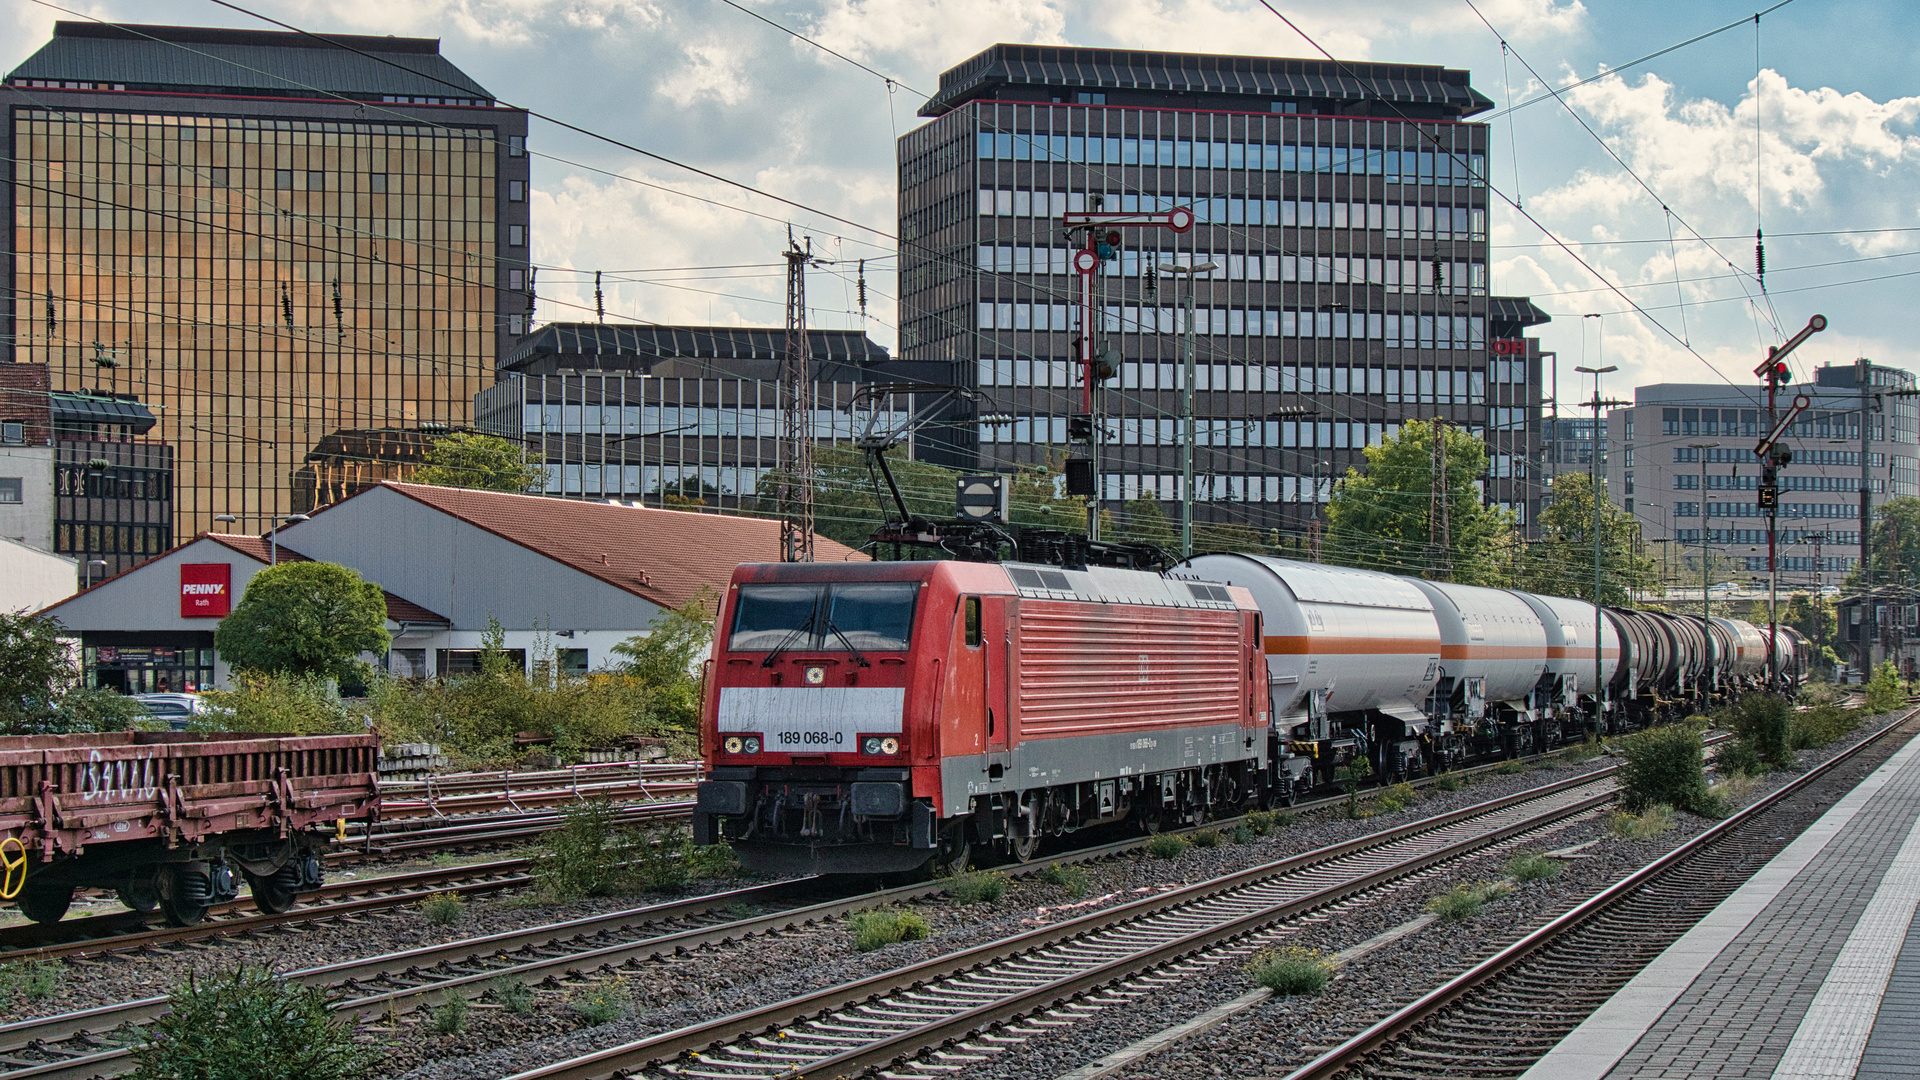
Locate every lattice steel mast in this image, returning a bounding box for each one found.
[778,232,816,562]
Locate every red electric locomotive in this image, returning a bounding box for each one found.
[693,558,1266,876]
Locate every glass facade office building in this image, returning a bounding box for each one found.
[899,46,1548,535]
[2,23,530,545]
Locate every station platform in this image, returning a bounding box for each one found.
[1521,731,1920,1080]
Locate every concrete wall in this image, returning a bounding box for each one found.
[0,445,53,551]
[0,536,74,613]
[274,485,665,633]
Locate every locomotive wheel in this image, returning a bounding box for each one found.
[118,876,160,913]
[931,826,971,877]
[1008,831,1040,863]
[244,870,297,915]
[160,866,211,927]
[17,879,72,925]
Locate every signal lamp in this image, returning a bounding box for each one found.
[742,736,762,754]
[881,737,900,755]
[862,736,883,755]
[723,736,743,754]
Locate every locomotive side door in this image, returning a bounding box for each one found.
[983,597,1012,784]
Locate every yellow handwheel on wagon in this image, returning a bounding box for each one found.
[0,837,27,900]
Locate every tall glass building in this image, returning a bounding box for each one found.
[2,22,530,546]
[899,45,1549,537]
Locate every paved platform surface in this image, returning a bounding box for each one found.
[1520,731,1920,1080]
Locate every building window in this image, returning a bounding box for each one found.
[275,169,293,190]
[508,269,525,290]
[508,135,525,157]
[508,313,526,335]
[1075,92,1105,105]
[209,167,228,187]
[508,225,525,246]
[0,477,20,504]
[307,171,324,191]
[558,648,589,675]
[370,172,387,193]
[508,180,525,201]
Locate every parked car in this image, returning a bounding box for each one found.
[131,693,212,730]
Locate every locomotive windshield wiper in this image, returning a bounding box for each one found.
[760,598,820,669]
[824,618,871,667]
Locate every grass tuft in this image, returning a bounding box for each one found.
[1145,833,1189,860]
[0,960,60,1006]
[1376,782,1418,813]
[1505,851,1563,883]
[1434,773,1463,792]
[418,891,467,926]
[848,908,932,951]
[1189,828,1224,849]
[488,976,535,1016]
[1425,880,1514,921]
[1607,803,1676,840]
[1244,810,1278,836]
[1244,947,1336,995]
[1230,823,1254,845]
[1496,759,1529,775]
[570,977,632,1026]
[428,992,469,1034]
[1039,863,1090,899]
[947,870,1009,905]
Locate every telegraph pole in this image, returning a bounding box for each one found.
[1576,362,1625,717]
[778,232,816,562]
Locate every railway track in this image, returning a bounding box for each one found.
[1276,706,1920,1080]
[496,771,1623,1080]
[338,796,695,861]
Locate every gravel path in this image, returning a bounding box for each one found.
[375,747,1630,1079]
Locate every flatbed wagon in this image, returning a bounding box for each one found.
[0,731,380,925]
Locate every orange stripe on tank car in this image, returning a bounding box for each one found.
[1440,645,1549,660]
[1263,636,1440,655]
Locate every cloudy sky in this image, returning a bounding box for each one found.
[7,0,1918,404]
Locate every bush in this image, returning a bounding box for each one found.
[570,978,631,1026]
[0,960,60,1005]
[848,908,931,951]
[488,976,535,1016]
[532,800,688,898]
[418,892,466,926]
[682,843,744,880]
[1245,810,1279,836]
[1336,756,1373,818]
[1039,863,1089,898]
[1189,828,1224,848]
[1866,660,1906,714]
[1145,834,1189,859]
[1496,759,1529,775]
[947,871,1009,904]
[1244,947,1336,995]
[1724,694,1793,770]
[1376,782,1418,813]
[1230,824,1253,844]
[1607,804,1675,840]
[428,993,468,1034]
[1425,881,1514,921]
[1714,739,1766,779]
[1616,722,1718,816]
[1562,736,1607,764]
[1434,772,1463,792]
[129,966,379,1080]
[1506,852,1562,882]
[1790,704,1861,750]
[200,672,360,736]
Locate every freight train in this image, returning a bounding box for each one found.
[693,555,1801,876]
[1,732,380,925]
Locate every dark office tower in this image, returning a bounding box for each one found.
[899,45,1549,538]
[2,22,531,543]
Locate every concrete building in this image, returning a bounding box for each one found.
[3,22,531,545]
[472,323,909,511]
[1607,361,1920,589]
[0,362,172,577]
[897,44,1551,537]
[41,480,863,691]
[0,536,75,614]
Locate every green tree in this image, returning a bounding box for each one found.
[1849,495,1920,588]
[612,591,718,732]
[131,966,379,1080]
[0,611,73,733]
[1322,420,1517,585]
[214,563,390,683]
[1112,492,1176,550]
[414,431,545,492]
[1523,472,1660,605]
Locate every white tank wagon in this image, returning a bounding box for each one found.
[1508,590,1622,743]
[1405,580,1550,762]
[1712,617,1770,683]
[1172,554,1442,793]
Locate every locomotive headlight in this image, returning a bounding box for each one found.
[742,736,762,754]
[880,738,899,755]
[723,736,743,754]
[862,736,883,755]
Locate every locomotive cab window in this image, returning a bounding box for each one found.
[964,597,982,647]
[729,582,918,652]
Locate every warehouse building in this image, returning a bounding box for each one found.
[41,481,861,691]
[897,44,1551,537]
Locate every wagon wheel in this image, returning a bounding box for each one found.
[1008,830,1041,863]
[17,879,72,925]
[159,866,210,927]
[117,874,160,913]
[244,870,297,916]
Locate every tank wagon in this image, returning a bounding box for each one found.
[0,731,380,925]
[697,553,1801,877]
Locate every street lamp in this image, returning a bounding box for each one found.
[1575,361,1619,721]
[268,514,309,566]
[1688,442,1721,706]
[84,559,107,590]
[1158,260,1218,558]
